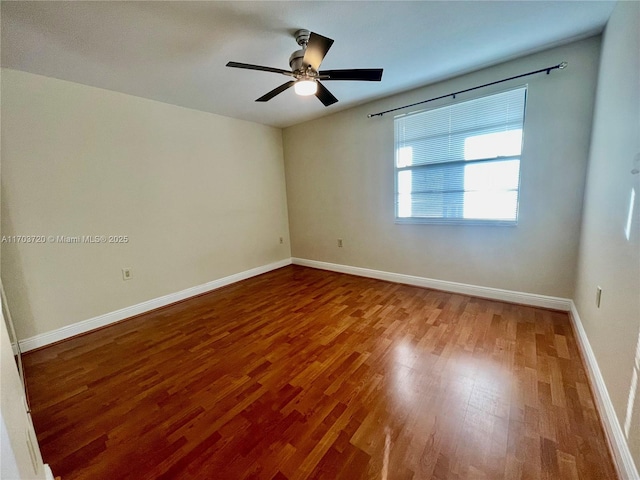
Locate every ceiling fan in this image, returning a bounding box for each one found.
[226,29,383,107]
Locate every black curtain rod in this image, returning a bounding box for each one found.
[367,61,568,118]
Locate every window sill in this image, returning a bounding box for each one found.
[394,217,518,227]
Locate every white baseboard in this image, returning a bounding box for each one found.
[569,302,639,480]
[18,259,292,352]
[292,258,572,311]
[18,257,570,352]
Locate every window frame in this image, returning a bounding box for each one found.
[393,85,528,227]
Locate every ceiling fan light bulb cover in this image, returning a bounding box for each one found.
[294,80,317,96]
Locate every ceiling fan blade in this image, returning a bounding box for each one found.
[256,81,296,102]
[302,32,334,71]
[319,69,383,81]
[226,61,292,76]
[315,81,338,107]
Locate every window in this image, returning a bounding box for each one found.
[394,87,527,225]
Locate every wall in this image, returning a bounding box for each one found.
[1,69,291,340]
[283,37,601,298]
[574,0,640,470]
[1,35,47,477]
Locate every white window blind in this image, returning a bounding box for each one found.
[394,87,527,225]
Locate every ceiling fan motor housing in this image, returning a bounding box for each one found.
[289,49,305,73]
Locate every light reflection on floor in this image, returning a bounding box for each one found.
[389,337,512,474]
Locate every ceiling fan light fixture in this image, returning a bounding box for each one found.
[294,79,317,96]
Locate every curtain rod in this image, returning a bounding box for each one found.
[367,61,568,118]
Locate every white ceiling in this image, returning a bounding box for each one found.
[1,1,615,128]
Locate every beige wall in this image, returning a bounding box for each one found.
[283,37,600,298]
[574,0,640,468]
[1,69,291,340]
[1,35,46,476]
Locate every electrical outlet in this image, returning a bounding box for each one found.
[596,286,602,308]
[122,268,132,281]
[337,239,343,248]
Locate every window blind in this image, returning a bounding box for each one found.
[394,87,527,225]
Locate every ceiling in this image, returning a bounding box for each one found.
[1,1,615,128]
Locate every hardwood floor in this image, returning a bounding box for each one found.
[23,265,617,480]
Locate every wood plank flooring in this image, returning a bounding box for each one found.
[23,266,617,480]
